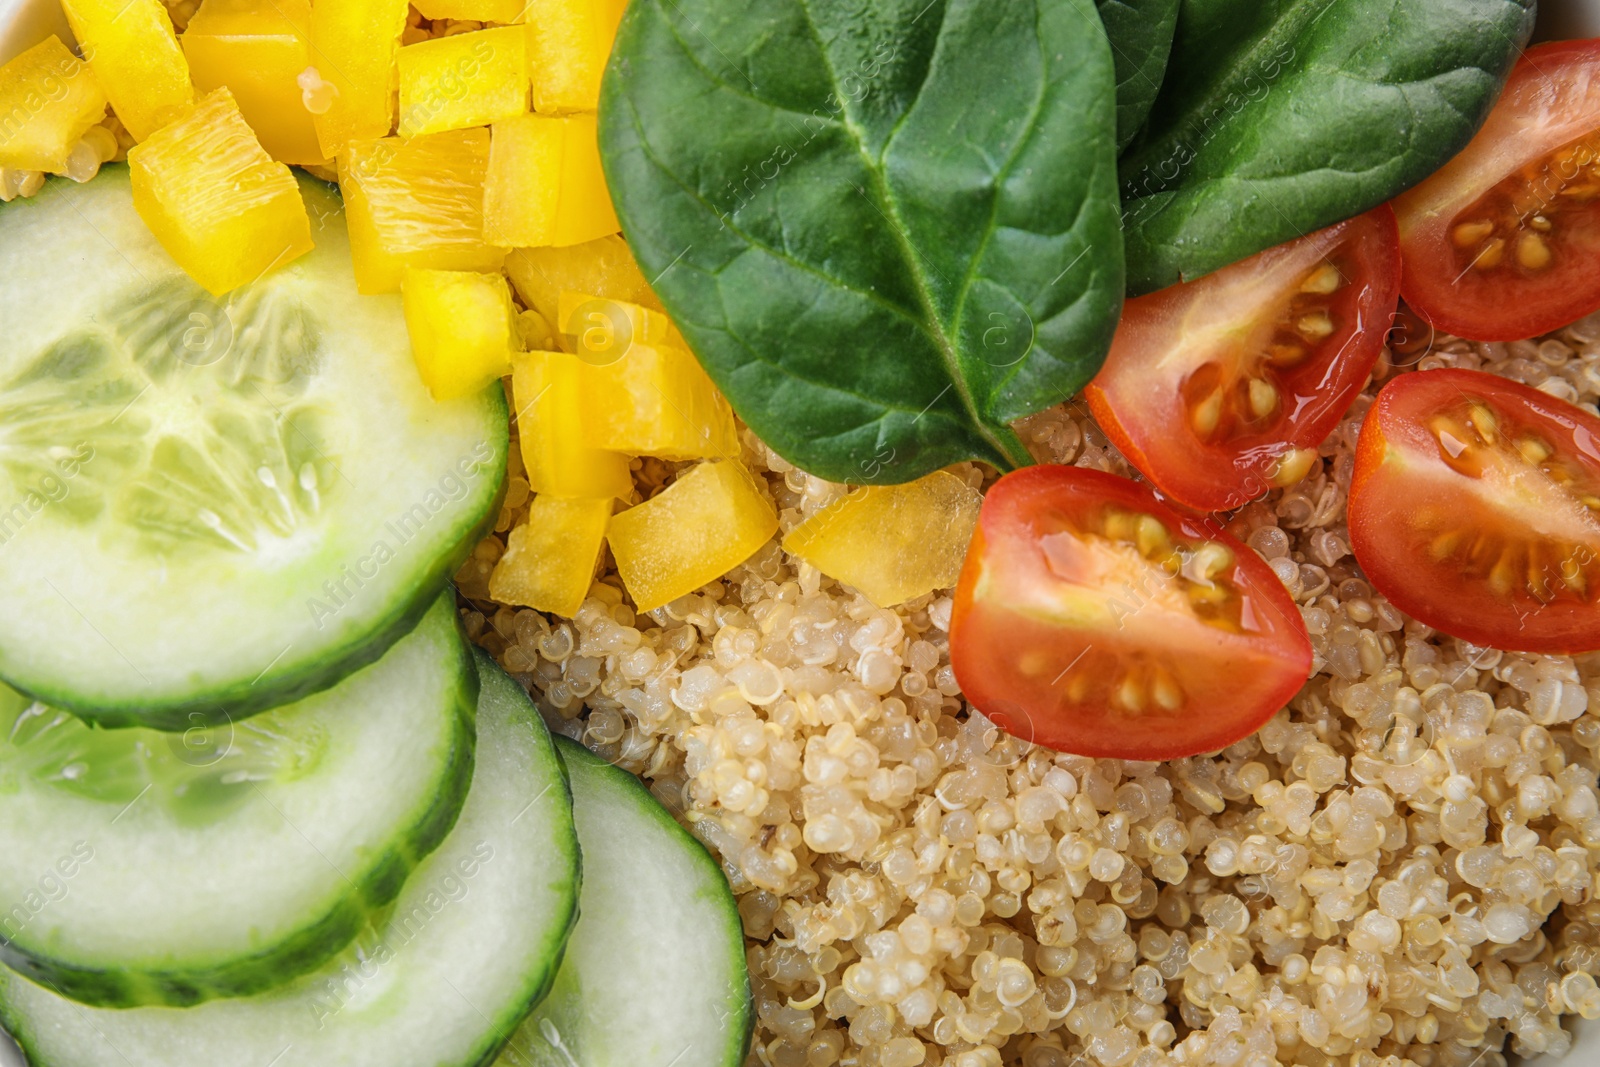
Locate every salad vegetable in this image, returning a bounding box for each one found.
[1120,0,1534,293]
[600,0,1126,484]
[1094,0,1180,151]
[1395,39,1600,341]
[1349,368,1600,654]
[6,0,1600,1065]
[949,465,1313,761]
[0,598,475,1007]
[0,166,507,726]
[1087,207,1399,511]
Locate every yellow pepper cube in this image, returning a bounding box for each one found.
[782,471,983,607]
[128,88,313,295]
[412,0,522,24]
[489,495,612,617]
[338,129,504,294]
[557,289,681,353]
[505,235,661,326]
[397,27,528,139]
[0,37,107,172]
[401,268,515,400]
[608,460,777,612]
[510,349,632,501]
[60,0,191,141]
[483,112,619,248]
[181,0,324,165]
[524,0,628,113]
[307,0,409,159]
[577,341,738,460]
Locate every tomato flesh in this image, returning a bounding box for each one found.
[1393,40,1600,341]
[1349,369,1600,653]
[950,466,1313,760]
[1086,208,1399,511]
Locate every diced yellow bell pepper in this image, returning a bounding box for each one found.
[523,0,628,113]
[180,0,324,166]
[397,27,528,139]
[307,0,408,160]
[489,495,612,617]
[60,0,192,142]
[0,37,107,172]
[401,268,515,400]
[608,460,777,612]
[577,341,738,460]
[510,349,632,501]
[412,0,522,25]
[782,471,983,607]
[482,112,619,248]
[338,128,504,294]
[128,87,313,295]
[505,235,661,325]
[556,289,680,354]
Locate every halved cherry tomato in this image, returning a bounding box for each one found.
[1393,41,1600,341]
[1349,369,1600,653]
[1086,208,1399,512]
[950,466,1312,760]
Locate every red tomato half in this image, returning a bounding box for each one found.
[950,466,1312,760]
[1349,369,1600,653]
[1393,40,1600,341]
[1086,208,1399,512]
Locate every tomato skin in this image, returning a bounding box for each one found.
[1393,40,1600,341]
[1349,369,1600,653]
[1086,208,1399,512]
[950,466,1312,761]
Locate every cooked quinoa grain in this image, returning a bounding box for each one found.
[462,315,1600,1067]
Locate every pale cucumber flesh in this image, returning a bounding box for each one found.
[0,650,578,1066]
[0,596,477,1007]
[0,168,507,727]
[495,736,752,1067]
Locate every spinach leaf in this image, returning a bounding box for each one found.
[599,0,1124,484]
[1119,0,1534,294]
[1096,0,1181,151]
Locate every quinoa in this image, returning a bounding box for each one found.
[460,314,1600,1067]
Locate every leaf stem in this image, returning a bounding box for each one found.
[992,424,1035,471]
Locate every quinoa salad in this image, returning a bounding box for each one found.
[457,316,1600,1067]
[2,0,1600,1066]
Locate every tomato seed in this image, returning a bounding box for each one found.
[1248,378,1279,419]
[1189,388,1223,437]
[1452,220,1495,247]
[1135,515,1170,558]
[1299,263,1342,294]
[1151,669,1183,711]
[1296,310,1334,340]
[1429,532,1462,561]
[1517,232,1552,270]
[1187,542,1235,582]
[1269,447,1317,487]
[1267,342,1307,367]
[1517,436,1553,464]
[1469,403,1499,444]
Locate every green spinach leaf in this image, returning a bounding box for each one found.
[1096,0,1181,151]
[599,0,1124,484]
[1119,0,1534,293]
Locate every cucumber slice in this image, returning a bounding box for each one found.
[0,595,475,1008]
[0,167,508,727]
[0,649,578,1067]
[495,737,751,1067]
